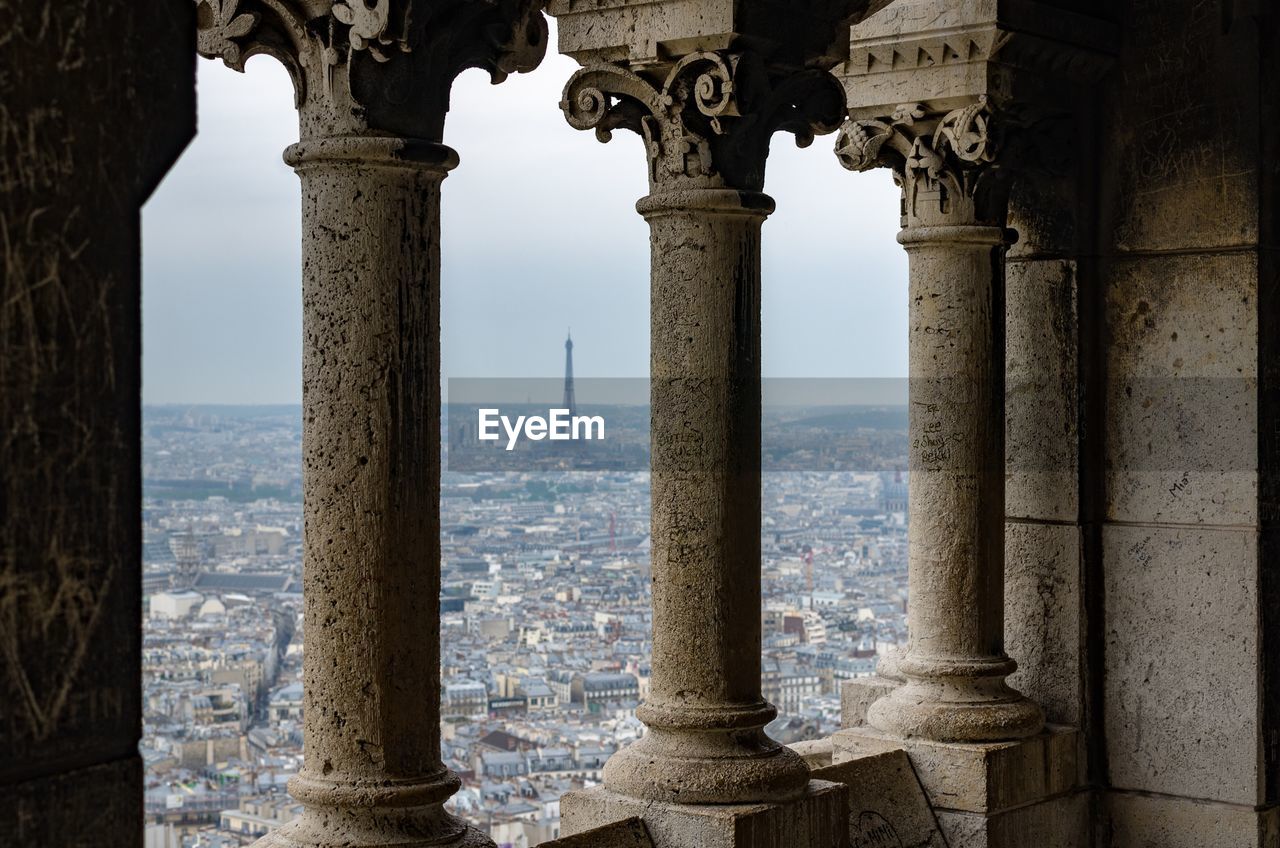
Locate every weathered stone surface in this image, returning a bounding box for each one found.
[831,727,1082,815]
[813,749,946,848]
[542,817,654,848]
[196,0,546,143]
[591,187,811,805]
[1089,1,1278,836]
[840,677,901,729]
[1104,792,1280,848]
[1105,253,1258,527]
[828,0,1112,748]
[551,0,890,70]
[0,2,1274,847]
[790,738,836,769]
[1006,259,1079,524]
[251,143,476,848]
[560,783,847,848]
[840,0,1115,121]
[1005,522,1085,727]
[1006,158,1084,261]
[934,790,1089,848]
[0,0,193,838]
[1103,524,1260,804]
[1101,0,1259,253]
[0,756,144,848]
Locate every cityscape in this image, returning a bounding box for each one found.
[140,384,911,847]
[8,0,1264,844]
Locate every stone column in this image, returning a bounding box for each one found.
[632,186,798,804]
[829,0,1118,746]
[195,3,545,846]
[283,138,473,847]
[560,54,841,809]
[549,7,879,838]
[836,98,1043,744]
[826,5,1116,837]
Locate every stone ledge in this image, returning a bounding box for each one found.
[560,781,847,848]
[831,725,1083,815]
[813,748,946,848]
[1105,791,1280,848]
[252,819,495,848]
[789,738,835,769]
[840,676,901,729]
[934,790,1090,848]
[541,817,654,848]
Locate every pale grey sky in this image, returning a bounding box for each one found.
[141,33,907,405]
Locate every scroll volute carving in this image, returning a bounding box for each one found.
[553,0,898,192]
[562,51,847,192]
[195,0,548,140]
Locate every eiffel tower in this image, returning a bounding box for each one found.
[562,329,576,416]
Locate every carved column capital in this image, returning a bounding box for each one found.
[561,50,847,192]
[836,96,1017,229]
[831,0,1117,229]
[196,0,547,140]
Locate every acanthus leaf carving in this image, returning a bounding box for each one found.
[833,117,894,172]
[445,0,548,87]
[835,96,1011,226]
[195,0,261,68]
[561,50,846,192]
[937,97,995,166]
[562,64,665,147]
[194,0,548,140]
[331,0,411,61]
[195,0,309,105]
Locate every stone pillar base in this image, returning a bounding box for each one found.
[831,725,1086,848]
[560,781,847,848]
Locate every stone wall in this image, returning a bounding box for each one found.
[1004,99,1094,737]
[1263,2,1280,833]
[1004,2,1280,843]
[0,1,194,844]
[1000,21,1104,831]
[1092,1,1276,842]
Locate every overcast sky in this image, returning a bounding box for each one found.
[141,33,907,405]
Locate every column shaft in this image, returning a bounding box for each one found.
[266,137,486,848]
[194,5,546,845]
[647,191,765,713]
[866,223,1043,743]
[556,44,853,827]
[905,229,1006,662]
[602,189,809,804]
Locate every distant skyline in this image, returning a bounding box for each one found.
[141,27,907,405]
